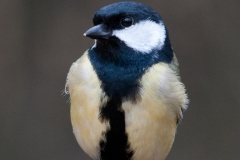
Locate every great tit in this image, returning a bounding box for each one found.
[66,1,188,160]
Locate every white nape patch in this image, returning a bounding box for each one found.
[112,20,166,53]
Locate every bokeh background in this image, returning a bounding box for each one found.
[1,0,240,159]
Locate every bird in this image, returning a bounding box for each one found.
[66,1,189,160]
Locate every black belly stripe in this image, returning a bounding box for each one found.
[99,95,133,160]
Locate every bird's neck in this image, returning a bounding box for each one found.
[88,37,173,99]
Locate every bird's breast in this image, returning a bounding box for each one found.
[66,51,187,160]
[67,52,108,159]
[122,64,180,160]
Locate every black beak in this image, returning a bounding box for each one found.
[84,24,112,39]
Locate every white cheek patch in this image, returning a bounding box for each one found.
[112,20,166,53]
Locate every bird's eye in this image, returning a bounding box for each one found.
[120,17,134,27]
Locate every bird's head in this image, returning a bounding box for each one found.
[84,1,171,58]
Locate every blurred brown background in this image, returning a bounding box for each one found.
[1,0,240,160]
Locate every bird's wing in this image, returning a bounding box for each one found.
[169,52,188,122]
[169,52,180,76]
